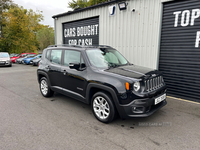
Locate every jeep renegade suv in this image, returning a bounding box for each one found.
[37,45,167,123]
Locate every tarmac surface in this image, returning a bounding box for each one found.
[0,64,200,150]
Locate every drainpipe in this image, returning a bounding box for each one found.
[54,17,57,45]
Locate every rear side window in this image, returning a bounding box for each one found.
[64,50,80,66]
[50,50,62,65]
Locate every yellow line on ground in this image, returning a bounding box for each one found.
[167,96,200,105]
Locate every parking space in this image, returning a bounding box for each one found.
[0,64,200,150]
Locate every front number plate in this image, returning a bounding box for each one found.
[155,93,166,105]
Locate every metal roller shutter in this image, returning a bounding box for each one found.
[159,0,200,102]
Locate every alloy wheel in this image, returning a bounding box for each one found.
[93,96,110,120]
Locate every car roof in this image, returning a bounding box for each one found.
[47,44,113,51]
[0,52,9,54]
[21,53,35,54]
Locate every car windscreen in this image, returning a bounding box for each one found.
[0,53,9,58]
[27,54,35,57]
[35,55,41,58]
[86,48,128,69]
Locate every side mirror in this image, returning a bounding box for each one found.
[69,62,80,70]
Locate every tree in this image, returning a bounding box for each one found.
[0,6,43,53]
[68,0,89,9]
[0,0,15,11]
[68,0,108,9]
[88,0,108,6]
[36,25,55,50]
[0,0,16,38]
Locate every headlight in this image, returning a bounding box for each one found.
[133,81,140,92]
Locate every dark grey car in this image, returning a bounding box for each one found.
[30,57,41,66]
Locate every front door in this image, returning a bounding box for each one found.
[61,50,87,101]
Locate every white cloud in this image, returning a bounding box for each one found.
[13,0,72,27]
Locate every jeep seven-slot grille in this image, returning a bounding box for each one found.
[144,76,164,92]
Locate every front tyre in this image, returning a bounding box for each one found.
[40,77,54,97]
[92,92,115,123]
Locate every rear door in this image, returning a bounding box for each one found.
[47,49,63,91]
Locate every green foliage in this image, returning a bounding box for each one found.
[0,6,43,53]
[36,25,55,50]
[68,0,108,9]
[88,0,108,6]
[68,0,89,9]
[0,0,16,39]
[0,0,15,11]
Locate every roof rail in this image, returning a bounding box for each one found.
[47,44,83,48]
[47,44,113,49]
[80,45,113,49]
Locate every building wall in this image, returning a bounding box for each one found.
[55,0,168,69]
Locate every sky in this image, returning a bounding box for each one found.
[13,0,72,27]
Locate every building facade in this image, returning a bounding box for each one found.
[53,0,200,102]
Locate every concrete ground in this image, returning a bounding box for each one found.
[0,64,200,150]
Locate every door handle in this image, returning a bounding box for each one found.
[62,69,67,75]
[45,66,50,70]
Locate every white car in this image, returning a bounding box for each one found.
[0,52,12,67]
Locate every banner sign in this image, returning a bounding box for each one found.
[63,17,99,46]
[173,9,200,48]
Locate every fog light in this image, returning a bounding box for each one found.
[132,106,144,113]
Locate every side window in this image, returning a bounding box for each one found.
[64,50,80,66]
[50,50,62,65]
[46,50,50,60]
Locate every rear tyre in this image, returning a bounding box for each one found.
[40,77,54,97]
[91,92,116,123]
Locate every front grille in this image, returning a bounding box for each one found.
[144,76,164,92]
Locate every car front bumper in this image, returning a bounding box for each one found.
[0,61,12,66]
[24,61,30,64]
[11,59,15,63]
[118,90,167,119]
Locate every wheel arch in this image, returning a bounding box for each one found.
[37,71,51,86]
[86,83,124,118]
